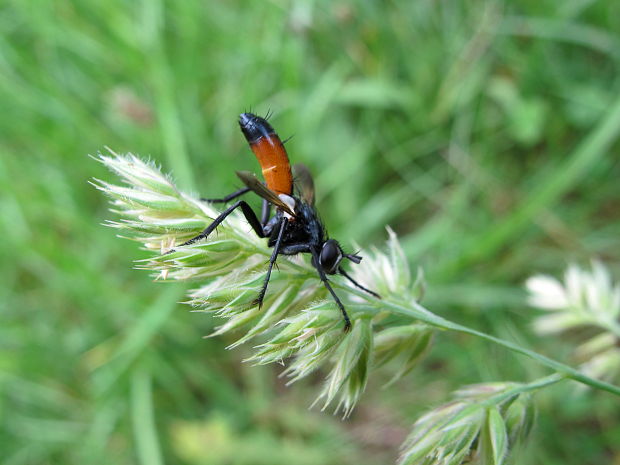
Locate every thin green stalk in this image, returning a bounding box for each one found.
[329,279,620,396]
[484,373,566,407]
[381,298,620,396]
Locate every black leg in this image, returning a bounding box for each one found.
[338,267,381,299]
[200,187,251,203]
[279,244,311,255]
[311,249,352,332]
[260,199,271,226]
[178,200,264,248]
[254,218,288,308]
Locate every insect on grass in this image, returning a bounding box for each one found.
[171,112,381,331]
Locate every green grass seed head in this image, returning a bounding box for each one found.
[94,151,433,416]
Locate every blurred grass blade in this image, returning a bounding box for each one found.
[131,367,164,465]
[441,90,620,276]
[91,285,185,396]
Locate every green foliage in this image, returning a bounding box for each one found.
[1,1,620,464]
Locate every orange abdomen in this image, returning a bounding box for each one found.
[238,113,293,195]
[249,135,292,195]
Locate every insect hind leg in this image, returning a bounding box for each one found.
[200,186,251,204]
[176,200,265,249]
[260,199,271,226]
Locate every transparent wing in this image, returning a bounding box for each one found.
[235,171,295,216]
[293,163,315,206]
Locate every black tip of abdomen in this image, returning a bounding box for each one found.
[239,112,274,143]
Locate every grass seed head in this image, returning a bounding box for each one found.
[94,151,434,415]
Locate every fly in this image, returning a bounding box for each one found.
[178,112,380,331]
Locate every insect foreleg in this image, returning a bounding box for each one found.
[311,249,352,332]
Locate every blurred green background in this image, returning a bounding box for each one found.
[2,0,620,463]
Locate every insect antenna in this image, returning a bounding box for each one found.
[344,253,362,264]
[339,266,380,299]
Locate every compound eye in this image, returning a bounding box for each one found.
[320,239,342,275]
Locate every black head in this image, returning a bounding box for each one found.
[319,239,362,275]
